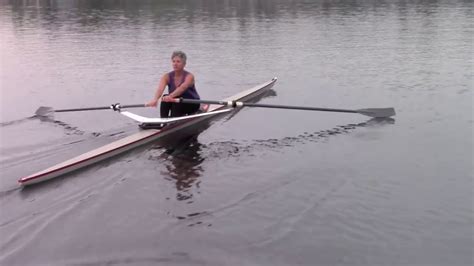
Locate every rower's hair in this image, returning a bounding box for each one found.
[171,51,187,63]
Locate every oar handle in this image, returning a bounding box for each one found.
[176,98,230,106]
[119,104,146,109]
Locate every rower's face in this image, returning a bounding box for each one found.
[172,57,186,71]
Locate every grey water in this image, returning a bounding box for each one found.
[0,0,472,265]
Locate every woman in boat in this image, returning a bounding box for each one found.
[146,51,200,117]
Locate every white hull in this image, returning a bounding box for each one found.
[19,78,277,186]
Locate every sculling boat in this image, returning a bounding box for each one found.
[19,77,278,186]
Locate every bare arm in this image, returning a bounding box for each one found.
[146,74,169,107]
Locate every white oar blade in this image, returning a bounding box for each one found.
[357,108,396,118]
[35,106,54,117]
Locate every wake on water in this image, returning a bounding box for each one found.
[0,115,394,195]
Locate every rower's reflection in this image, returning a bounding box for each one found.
[160,136,205,201]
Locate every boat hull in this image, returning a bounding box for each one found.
[18,78,277,186]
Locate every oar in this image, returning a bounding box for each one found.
[35,103,146,117]
[175,98,396,118]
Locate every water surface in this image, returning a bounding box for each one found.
[0,1,472,265]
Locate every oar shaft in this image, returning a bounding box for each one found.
[244,102,358,114]
[55,104,145,113]
[177,98,358,114]
[176,98,395,117]
[36,103,147,117]
[55,106,110,112]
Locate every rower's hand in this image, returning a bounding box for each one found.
[161,95,175,102]
[146,100,158,107]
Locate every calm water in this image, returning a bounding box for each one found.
[1,0,473,265]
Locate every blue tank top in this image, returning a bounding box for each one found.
[168,71,200,100]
